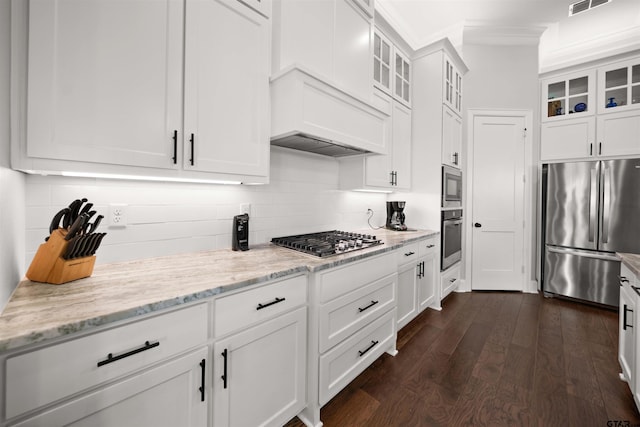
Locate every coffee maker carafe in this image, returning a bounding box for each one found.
[386,201,407,231]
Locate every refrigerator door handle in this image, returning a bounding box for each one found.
[602,166,611,244]
[589,167,597,242]
[547,246,620,262]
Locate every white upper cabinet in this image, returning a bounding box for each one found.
[540,116,596,161]
[14,0,270,183]
[183,0,269,177]
[373,28,411,107]
[597,57,640,114]
[443,54,463,115]
[271,0,373,102]
[373,31,393,95]
[24,0,184,170]
[442,104,462,167]
[541,70,596,122]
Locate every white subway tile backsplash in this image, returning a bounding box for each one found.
[24,149,388,267]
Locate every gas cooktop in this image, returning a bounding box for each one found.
[271,230,383,257]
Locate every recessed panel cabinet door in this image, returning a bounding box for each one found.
[183,0,269,177]
[26,0,184,169]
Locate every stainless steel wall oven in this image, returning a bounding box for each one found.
[441,209,462,271]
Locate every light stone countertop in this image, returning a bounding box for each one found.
[619,253,640,277]
[0,228,438,352]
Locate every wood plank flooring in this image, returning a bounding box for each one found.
[285,291,640,427]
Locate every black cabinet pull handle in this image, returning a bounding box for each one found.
[199,359,206,402]
[450,278,456,283]
[190,133,195,166]
[405,251,415,256]
[599,142,602,155]
[221,349,228,389]
[620,275,630,284]
[358,340,379,357]
[97,340,159,367]
[590,143,593,156]
[394,171,398,186]
[358,300,379,313]
[426,244,435,248]
[453,152,459,165]
[389,171,394,185]
[624,304,633,330]
[421,261,425,277]
[172,130,178,164]
[256,297,286,310]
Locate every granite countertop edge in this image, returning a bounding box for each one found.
[0,229,438,353]
[619,253,640,277]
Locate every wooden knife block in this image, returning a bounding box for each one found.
[26,229,96,285]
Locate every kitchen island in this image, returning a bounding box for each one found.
[0,228,437,427]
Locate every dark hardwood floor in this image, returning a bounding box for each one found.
[285,291,640,427]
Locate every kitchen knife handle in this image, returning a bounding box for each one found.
[221,349,228,389]
[172,130,178,164]
[190,133,195,166]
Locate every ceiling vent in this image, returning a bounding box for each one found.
[569,0,611,16]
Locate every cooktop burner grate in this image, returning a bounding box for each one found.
[271,230,382,257]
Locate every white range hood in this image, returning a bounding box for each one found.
[270,66,391,157]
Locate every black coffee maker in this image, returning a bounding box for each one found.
[386,201,407,231]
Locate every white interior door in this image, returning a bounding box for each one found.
[471,114,526,291]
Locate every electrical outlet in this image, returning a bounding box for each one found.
[109,204,128,227]
[240,203,251,216]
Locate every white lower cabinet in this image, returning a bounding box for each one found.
[396,243,419,329]
[417,238,438,311]
[212,307,307,427]
[441,262,460,301]
[318,309,395,405]
[3,304,209,426]
[12,348,209,427]
[396,237,438,330]
[619,262,640,410]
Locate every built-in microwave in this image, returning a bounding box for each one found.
[442,165,462,208]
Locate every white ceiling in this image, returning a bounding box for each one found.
[376,0,606,49]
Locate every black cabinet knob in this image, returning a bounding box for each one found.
[474,223,482,228]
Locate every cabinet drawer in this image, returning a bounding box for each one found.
[397,242,419,266]
[319,309,396,405]
[319,273,396,353]
[419,236,438,257]
[5,303,208,420]
[214,274,307,337]
[441,263,461,300]
[318,252,396,303]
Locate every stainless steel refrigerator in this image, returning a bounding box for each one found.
[543,159,640,307]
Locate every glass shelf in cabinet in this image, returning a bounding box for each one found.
[605,88,627,108]
[569,76,588,95]
[606,68,627,89]
[547,99,565,117]
[548,81,565,99]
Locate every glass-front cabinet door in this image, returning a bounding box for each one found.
[373,30,392,95]
[597,57,640,114]
[541,70,595,122]
[394,49,411,107]
[443,55,462,115]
